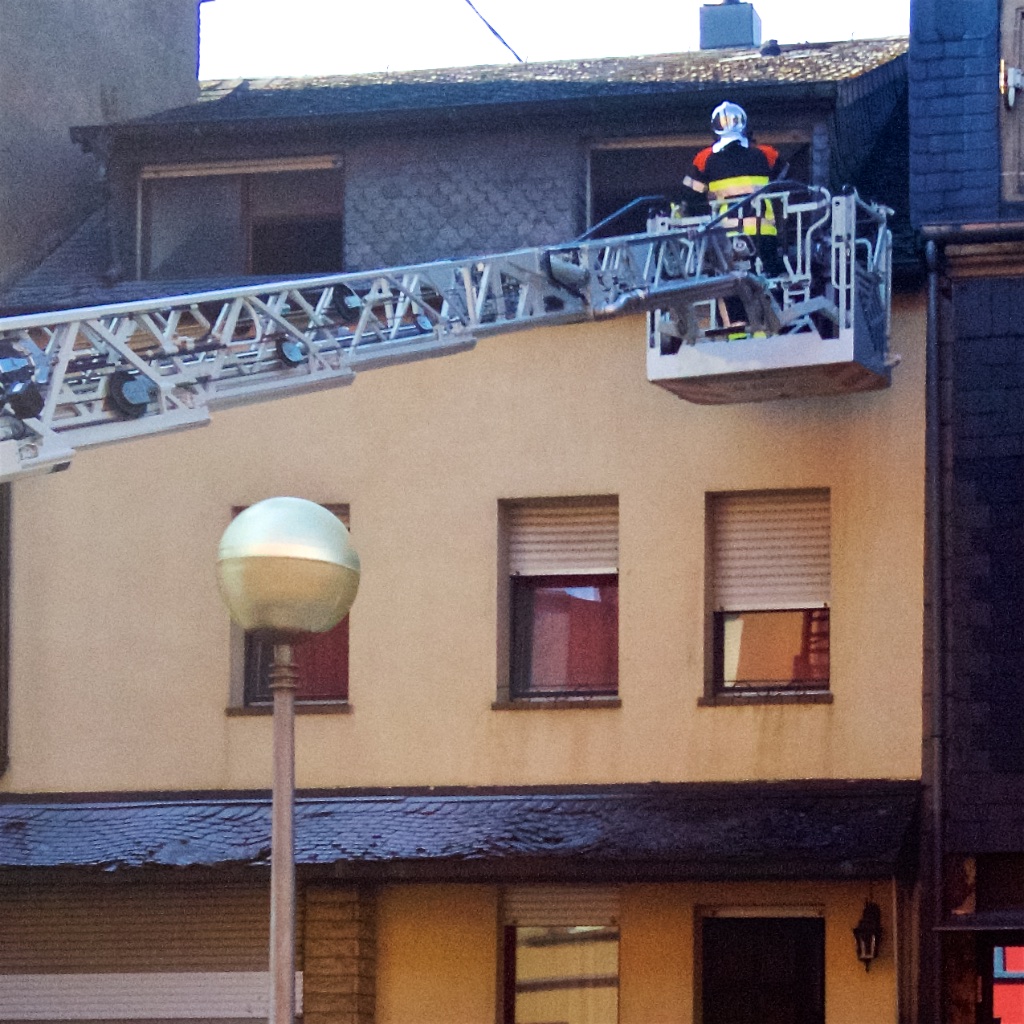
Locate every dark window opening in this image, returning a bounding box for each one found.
[714,608,830,692]
[250,217,344,277]
[510,574,618,698]
[702,916,824,1024]
[589,142,812,238]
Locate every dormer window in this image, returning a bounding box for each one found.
[139,157,344,279]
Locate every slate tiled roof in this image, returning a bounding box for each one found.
[0,782,918,881]
[77,38,908,135]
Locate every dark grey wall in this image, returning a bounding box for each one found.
[343,132,583,270]
[944,275,1024,852]
[909,0,999,226]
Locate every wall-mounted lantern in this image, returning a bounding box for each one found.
[853,900,883,971]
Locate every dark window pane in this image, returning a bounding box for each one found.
[507,925,619,1024]
[145,176,245,278]
[250,218,344,276]
[703,917,824,1024]
[511,574,618,697]
[244,616,349,704]
[715,608,829,691]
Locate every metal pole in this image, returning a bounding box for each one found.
[269,642,298,1024]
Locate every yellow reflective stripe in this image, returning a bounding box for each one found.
[708,175,770,195]
[719,215,778,236]
[714,196,776,227]
[682,175,707,193]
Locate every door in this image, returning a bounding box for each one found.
[702,916,825,1024]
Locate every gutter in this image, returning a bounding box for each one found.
[921,222,1024,245]
[0,483,9,776]
[924,237,943,1018]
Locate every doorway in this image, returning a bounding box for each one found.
[701,915,825,1024]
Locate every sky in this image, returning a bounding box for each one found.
[198,0,912,80]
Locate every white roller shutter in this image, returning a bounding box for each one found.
[503,886,620,926]
[506,501,618,576]
[0,972,302,1020]
[712,490,830,611]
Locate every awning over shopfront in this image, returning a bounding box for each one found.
[0,780,918,882]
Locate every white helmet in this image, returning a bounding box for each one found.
[711,101,747,137]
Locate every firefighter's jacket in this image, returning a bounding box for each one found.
[681,139,780,235]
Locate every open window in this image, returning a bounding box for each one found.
[706,489,831,702]
[501,498,619,702]
[502,887,620,1024]
[140,158,344,279]
[588,136,814,237]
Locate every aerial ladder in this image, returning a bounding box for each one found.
[0,184,893,483]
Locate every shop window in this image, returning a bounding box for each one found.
[235,503,350,708]
[994,945,1024,1024]
[141,160,344,279]
[978,935,1024,1024]
[503,499,618,701]
[707,489,830,700]
[702,914,825,1024]
[502,887,619,1024]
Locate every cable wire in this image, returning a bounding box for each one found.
[461,0,524,62]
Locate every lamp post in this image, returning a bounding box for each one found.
[216,497,360,1024]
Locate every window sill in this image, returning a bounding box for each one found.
[698,690,833,707]
[226,702,353,717]
[492,697,622,711]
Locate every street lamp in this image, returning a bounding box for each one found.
[216,497,360,1024]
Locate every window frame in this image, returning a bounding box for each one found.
[137,155,344,280]
[586,130,822,236]
[701,489,833,707]
[1002,2,1024,202]
[501,886,621,1024]
[495,497,621,710]
[226,501,353,716]
[509,571,620,700]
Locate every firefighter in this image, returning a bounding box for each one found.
[680,101,783,278]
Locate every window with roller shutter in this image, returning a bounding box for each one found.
[501,498,619,701]
[707,489,830,700]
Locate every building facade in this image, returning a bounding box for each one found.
[911,1,1024,1022]
[0,31,922,1024]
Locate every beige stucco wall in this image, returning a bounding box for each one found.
[374,881,898,1024]
[1,293,925,793]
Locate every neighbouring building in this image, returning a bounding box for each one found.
[0,0,203,290]
[0,21,923,1024]
[0,0,205,777]
[911,0,1024,1022]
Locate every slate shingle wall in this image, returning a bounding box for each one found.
[945,275,1024,850]
[909,0,1000,226]
[343,132,582,270]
